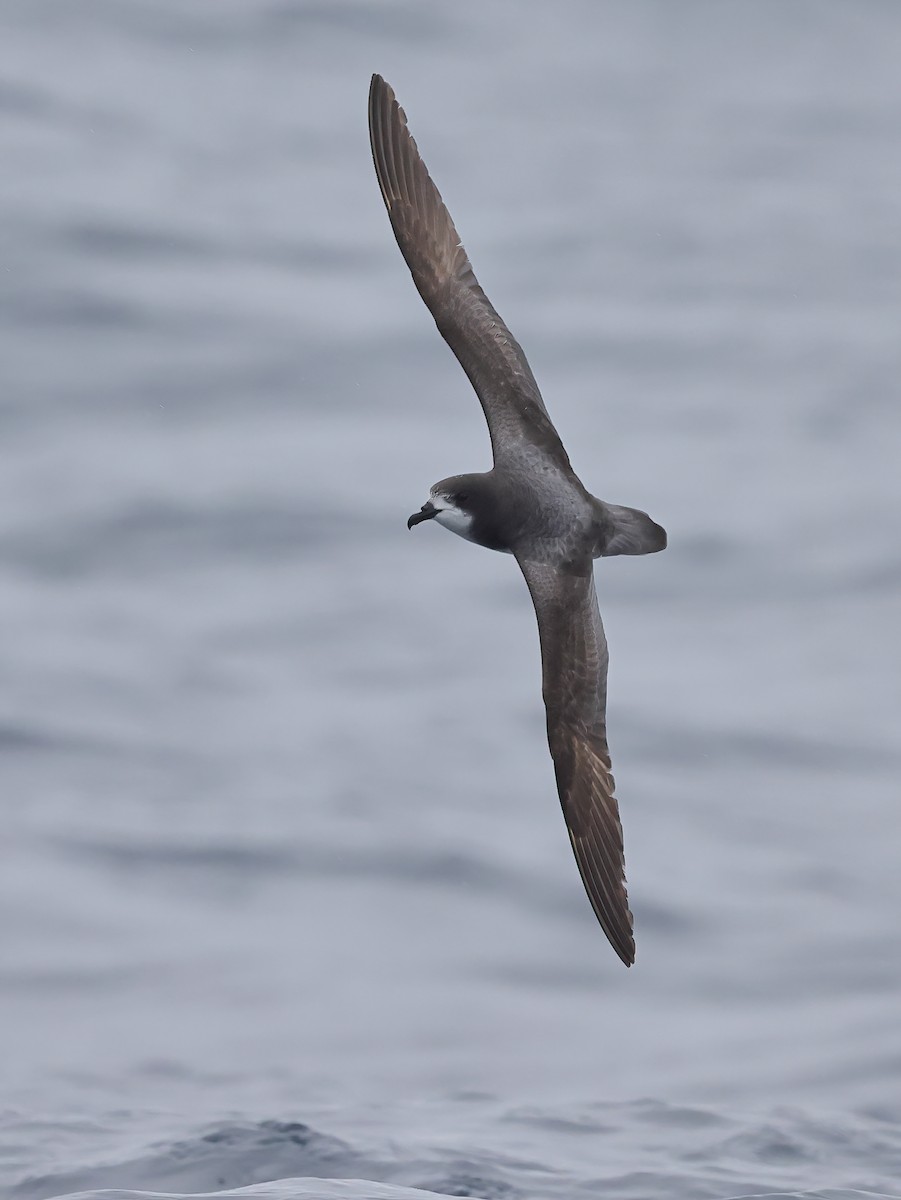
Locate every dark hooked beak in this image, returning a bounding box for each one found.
[407,501,438,530]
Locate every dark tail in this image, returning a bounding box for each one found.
[599,503,667,557]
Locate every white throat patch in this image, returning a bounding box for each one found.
[431,497,475,542]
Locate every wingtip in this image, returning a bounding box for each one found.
[608,921,635,967]
[590,897,635,967]
[369,72,393,106]
[568,827,636,967]
[369,72,381,114]
[368,73,382,117]
[620,929,636,966]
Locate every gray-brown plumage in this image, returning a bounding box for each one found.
[369,74,666,965]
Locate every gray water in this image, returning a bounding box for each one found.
[2,2,901,1198]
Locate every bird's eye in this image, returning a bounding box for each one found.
[456,493,468,505]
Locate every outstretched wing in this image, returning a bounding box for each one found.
[368,74,570,470]
[516,553,634,965]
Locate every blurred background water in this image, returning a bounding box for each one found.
[2,2,901,1198]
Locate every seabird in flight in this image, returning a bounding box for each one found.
[368,74,666,966]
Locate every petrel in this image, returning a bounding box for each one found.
[369,74,666,966]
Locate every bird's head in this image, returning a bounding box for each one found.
[407,475,480,540]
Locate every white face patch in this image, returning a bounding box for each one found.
[430,493,475,542]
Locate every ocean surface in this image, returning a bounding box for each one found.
[2,2,901,1198]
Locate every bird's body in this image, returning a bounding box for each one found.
[369,74,666,966]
